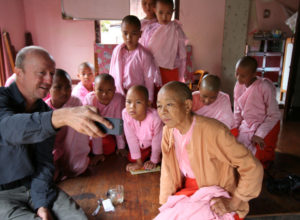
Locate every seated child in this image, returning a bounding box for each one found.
[83,74,127,164]
[234,56,281,168]
[45,69,90,180]
[122,85,163,171]
[109,15,161,103]
[192,74,236,133]
[156,81,263,219]
[140,0,157,31]
[140,0,187,84]
[72,62,95,102]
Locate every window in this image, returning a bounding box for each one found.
[97,0,179,44]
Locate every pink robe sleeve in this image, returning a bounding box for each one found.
[150,113,163,164]
[122,110,141,160]
[233,83,243,129]
[142,51,161,102]
[176,25,187,82]
[217,93,235,129]
[254,80,281,138]
[109,44,125,96]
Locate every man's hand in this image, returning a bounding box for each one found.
[52,106,112,137]
[210,195,242,217]
[143,160,156,170]
[251,135,265,149]
[37,207,53,220]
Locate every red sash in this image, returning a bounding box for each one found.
[159,67,179,85]
[255,121,280,168]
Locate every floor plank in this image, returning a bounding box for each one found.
[58,154,160,220]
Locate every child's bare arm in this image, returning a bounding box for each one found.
[251,135,265,149]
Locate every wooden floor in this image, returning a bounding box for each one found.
[59,154,161,220]
[58,121,300,220]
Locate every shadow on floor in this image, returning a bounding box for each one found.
[247,153,300,218]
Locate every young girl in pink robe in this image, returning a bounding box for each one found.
[45,69,90,180]
[192,74,235,131]
[139,0,187,84]
[72,62,95,103]
[109,15,161,103]
[140,0,157,31]
[123,85,163,172]
[234,56,281,168]
[83,74,127,164]
[156,81,263,219]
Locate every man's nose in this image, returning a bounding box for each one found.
[44,72,53,84]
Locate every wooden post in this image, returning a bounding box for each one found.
[2,32,15,71]
[94,20,100,75]
[175,0,180,20]
[283,3,300,121]
[0,28,6,86]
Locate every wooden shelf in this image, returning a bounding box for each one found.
[247,38,285,85]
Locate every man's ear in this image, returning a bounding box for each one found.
[14,67,23,78]
[184,99,193,114]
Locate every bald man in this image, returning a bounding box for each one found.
[0,46,112,220]
[192,74,235,131]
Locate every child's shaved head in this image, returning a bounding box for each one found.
[95,73,115,85]
[236,56,257,73]
[200,74,221,92]
[122,15,141,30]
[127,85,149,102]
[54,68,72,83]
[160,81,192,102]
[78,62,94,72]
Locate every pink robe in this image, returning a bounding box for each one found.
[72,82,92,103]
[140,20,187,82]
[83,91,126,154]
[192,91,235,129]
[141,18,157,31]
[109,43,161,102]
[45,96,90,177]
[4,73,16,86]
[154,186,234,220]
[234,77,281,155]
[122,108,163,164]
